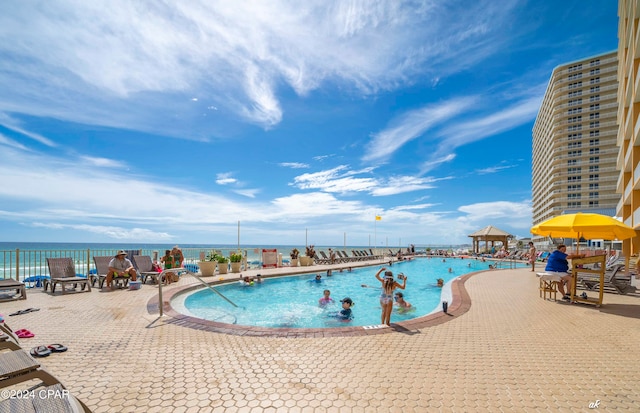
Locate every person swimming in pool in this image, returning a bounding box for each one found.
[375,268,407,325]
[394,292,413,313]
[318,289,334,307]
[309,274,322,283]
[328,297,353,321]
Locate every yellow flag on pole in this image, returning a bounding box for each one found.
[375,215,382,221]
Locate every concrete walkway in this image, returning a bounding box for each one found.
[2,265,639,412]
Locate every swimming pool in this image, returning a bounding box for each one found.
[172,257,518,329]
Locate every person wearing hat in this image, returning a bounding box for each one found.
[107,250,138,289]
[374,267,407,325]
[332,297,353,321]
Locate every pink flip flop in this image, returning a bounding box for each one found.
[15,329,35,338]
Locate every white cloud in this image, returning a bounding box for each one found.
[475,164,517,175]
[279,162,310,169]
[79,156,128,169]
[0,0,522,136]
[291,165,442,197]
[233,189,260,198]
[362,97,476,163]
[32,222,172,241]
[0,133,29,151]
[216,173,237,185]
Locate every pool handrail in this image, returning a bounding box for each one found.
[157,268,239,317]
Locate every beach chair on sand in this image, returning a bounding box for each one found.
[44,258,91,295]
[133,255,161,284]
[0,279,26,302]
[92,256,129,289]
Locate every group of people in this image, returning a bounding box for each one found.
[316,266,413,325]
[318,290,354,321]
[105,246,185,289]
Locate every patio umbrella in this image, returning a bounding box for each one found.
[531,213,636,251]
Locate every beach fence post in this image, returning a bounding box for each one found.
[15,249,20,282]
[86,249,90,277]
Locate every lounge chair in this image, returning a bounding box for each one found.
[0,369,91,412]
[339,251,356,263]
[44,258,91,295]
[0,349,91,412]
[0,340,40,383]
[132,255,161,284]
[0,278,27,302]
[580,264,637,294]
[92,256,130,289]
[314,252,330,265]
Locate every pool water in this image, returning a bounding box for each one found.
[174,257,517,329]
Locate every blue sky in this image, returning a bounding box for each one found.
[0,1,619,246]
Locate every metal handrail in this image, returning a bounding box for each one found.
[157,268,239,317]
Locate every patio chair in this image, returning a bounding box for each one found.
[580,264,637,294]
[0,278,26,302]
[0,366,91,412]
[132,255,161,284]
[0,340,41,383]
[44,258,91,295]
[316,251,331,265]
[92,256,130,289]
[339,251,356,262]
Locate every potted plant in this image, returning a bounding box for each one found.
[290,248,299,267]
[216,254,229,274]
[436,278,444,287]
[198,251,218,276]
[230,252,243,273]
[300,245,315,266]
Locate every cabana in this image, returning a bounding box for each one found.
[468,225,513,254]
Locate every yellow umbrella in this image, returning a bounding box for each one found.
[531,213,636,250]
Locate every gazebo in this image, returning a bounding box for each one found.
[468,225,513,254]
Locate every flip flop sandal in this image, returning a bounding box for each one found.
[47,344,68,353]
[16,330,35,338]
[30,345,51,358]
[9,310,31,316]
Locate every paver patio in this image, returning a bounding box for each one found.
[2,264,639,412]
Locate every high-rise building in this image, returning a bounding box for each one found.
[616,0,640,270]
[532,51,619,247]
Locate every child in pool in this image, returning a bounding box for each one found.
[329,297,353,321]
[319,289,334,307]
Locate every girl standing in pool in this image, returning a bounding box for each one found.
[375,267,407,325]
[319,289,334,307]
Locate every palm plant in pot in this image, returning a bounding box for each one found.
[198,251,218,276]
[216,254,229,274]
[230,252,243,273]
[290,248,299,267]
[300,245,315,266]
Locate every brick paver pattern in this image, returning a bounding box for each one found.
[2,264,639,412]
